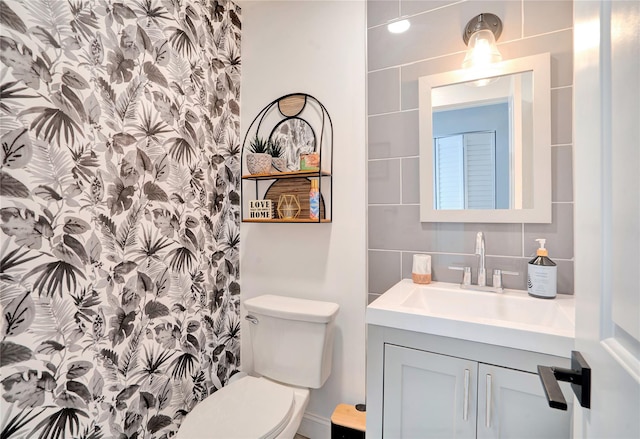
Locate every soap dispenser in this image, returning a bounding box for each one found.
[527,238,557,299]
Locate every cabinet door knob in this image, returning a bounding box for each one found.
[537,350,591,411]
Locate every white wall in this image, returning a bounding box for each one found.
[239,1,367,437]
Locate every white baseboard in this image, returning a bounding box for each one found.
[297,411,331,439]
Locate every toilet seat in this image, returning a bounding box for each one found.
[177,376,295,439]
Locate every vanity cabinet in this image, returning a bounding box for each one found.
[383,345,477,438]
[475,363,571,439]
[368,326,573,439]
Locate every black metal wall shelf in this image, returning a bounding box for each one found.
[241,93,333,223]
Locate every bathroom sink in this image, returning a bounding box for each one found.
[366,280,575,357]
[400,283,574,331]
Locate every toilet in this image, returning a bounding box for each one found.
[177,294,339,439]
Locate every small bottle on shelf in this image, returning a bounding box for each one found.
[309,179,320,220]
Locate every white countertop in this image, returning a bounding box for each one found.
[366,279,575,358]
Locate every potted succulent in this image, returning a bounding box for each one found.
[268,139,287,173]
[246,135,272,175]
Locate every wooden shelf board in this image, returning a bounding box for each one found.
[242,170,331,181]
[242,218,331,223]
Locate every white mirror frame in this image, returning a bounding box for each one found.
[419,52,551,223]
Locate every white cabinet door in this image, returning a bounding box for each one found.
[476,364,572,439]
[383,344,477,439]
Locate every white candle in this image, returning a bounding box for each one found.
[412,254,432,284]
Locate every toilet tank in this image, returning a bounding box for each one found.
[244,295,339,389]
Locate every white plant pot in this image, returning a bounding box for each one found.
[246,153,272,175]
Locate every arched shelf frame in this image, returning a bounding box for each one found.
[241,93,333,223]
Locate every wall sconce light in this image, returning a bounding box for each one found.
[462,13,503,70]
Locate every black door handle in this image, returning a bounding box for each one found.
[537,350,591,411]
[537,365,569,410]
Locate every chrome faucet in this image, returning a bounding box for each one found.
[475,232,486,286]
[449,231,519,293]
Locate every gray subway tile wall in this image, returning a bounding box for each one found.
[401,157,420,204]
[368,68,401,114]
[523,203,574,260]
[368,110,419,159]
[400,1,460,18]
[368,159,402,204]
[367,0,400,28]
[551,87,573,145]
[522,0,573,37]
[369,205,523,255]
[367,0,575,296]
[369,250,403,294]
[552,145,573,202]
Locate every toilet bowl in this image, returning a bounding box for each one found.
[176,295,339,439]
[176,375,309,439]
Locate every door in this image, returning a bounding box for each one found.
[383,345,477,439]
[573,1,640,437]
[477,364,572,439]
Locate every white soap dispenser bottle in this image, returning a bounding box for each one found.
[527,238,557,299]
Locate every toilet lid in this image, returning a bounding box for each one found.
[177,376,295,439]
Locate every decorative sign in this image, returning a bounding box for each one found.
[249,200,273,219]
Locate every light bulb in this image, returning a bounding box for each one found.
[462,29,502,70]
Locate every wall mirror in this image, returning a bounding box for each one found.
[419,53,551,223]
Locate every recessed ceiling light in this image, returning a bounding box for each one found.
[387,19,410,34]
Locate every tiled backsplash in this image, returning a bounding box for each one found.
[367,0,574,303]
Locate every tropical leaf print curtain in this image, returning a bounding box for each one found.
[0,1,242,437]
